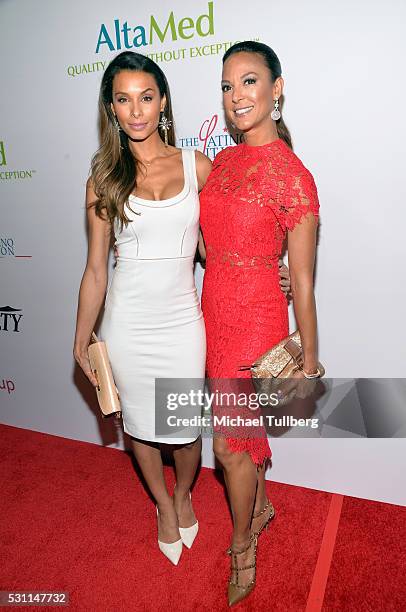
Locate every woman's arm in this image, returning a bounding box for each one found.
[287,213,319,375]
[195,150,212,262]
[73,178,112,386]
[195,150,212,191]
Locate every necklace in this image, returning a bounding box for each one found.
[137,145,170,168]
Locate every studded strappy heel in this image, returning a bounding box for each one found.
[251,498,275,537]
[226,533,258,607]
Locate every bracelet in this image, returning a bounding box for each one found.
[302,367,321,379]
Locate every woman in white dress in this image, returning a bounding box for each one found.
[73,51,212,565]
[74,50,291,569]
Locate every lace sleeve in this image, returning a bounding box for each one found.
[273,168,320,232]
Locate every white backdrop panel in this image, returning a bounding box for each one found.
[1,0,405,506]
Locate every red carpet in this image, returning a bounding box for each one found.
[0,424,405,611]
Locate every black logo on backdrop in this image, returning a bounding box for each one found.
[0,238,32,258]
[0,378,15,394]
[0,306,23,332]
[0,238,14,256]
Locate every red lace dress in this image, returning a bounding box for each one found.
[199,138,320,466]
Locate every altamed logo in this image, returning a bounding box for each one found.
[0,141,36,181]
[95,1,214,53]
[67,2,256,77]
[0,141,6,166]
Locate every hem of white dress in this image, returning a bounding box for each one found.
[122,422,200,445]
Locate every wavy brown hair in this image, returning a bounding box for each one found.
[90,51,175,230]
[222,41,293,149]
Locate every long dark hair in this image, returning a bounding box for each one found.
[90,51,175,228]
[223,41,293,149]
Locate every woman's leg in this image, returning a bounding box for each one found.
[251,463,274,535]
[214,436,258,588]
[172,436,201,527]
[131,438,179,543]
[254,463,267,512]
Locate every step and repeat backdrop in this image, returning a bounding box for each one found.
[1,0,405,505]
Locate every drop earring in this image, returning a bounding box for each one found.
[158,112,172,146]
[271,98,281,121]
[113,115,124,151]
[114,115,122,133]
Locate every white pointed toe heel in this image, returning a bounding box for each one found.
[178,492,199,549]
[156,506,183,566]
[179,521,199,549]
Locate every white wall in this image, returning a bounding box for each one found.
[1,0,405,506]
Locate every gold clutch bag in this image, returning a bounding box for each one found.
[242,330,325,379]
[87,332,121,418]
[239,330,325,404]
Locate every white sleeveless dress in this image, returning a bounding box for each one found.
[100,149,206,443]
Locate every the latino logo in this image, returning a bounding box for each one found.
[0,306,23,333]
[179,115,243,159]
[0,142,36,181]
[96,2,214,53]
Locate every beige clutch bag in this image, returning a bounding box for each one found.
[87,332,121,418]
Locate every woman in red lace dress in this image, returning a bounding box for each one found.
[199,41,320,605]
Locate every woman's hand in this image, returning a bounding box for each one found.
[278,259,291,296]
[74,345,99,388]
[290,368,319,399]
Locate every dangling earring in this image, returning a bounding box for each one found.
[113,115,124,151]
[271,98,281,121]
[158,112,172,146]
[113,115,122,133]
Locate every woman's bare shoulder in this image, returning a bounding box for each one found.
[194,150,212,190]
[195,149,212,171]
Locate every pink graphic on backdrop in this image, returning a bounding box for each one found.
[199,114,218,155]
